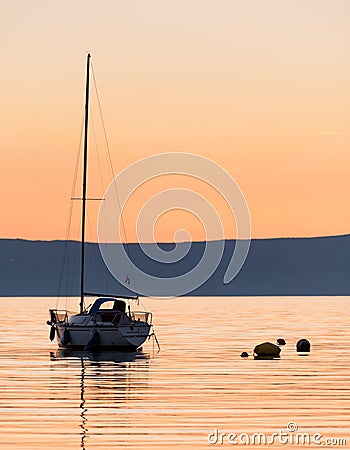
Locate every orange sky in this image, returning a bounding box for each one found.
[0,0,349,242]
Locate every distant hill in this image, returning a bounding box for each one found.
[0,236,349,296]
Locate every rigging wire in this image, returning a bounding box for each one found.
[91,112,106,194]
[89,112,109,292]
[91,62,139,297]
[56,115,84,310]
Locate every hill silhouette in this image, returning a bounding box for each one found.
[0,235,349,296]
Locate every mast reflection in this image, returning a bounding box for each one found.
[50,350,150,449]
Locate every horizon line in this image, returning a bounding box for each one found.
[1,233,350,245]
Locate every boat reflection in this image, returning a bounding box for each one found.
[50,348,150,362]
[49,349,151,449]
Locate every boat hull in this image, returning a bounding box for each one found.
[55,323,151,350]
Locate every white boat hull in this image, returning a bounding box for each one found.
[55,323,151,350]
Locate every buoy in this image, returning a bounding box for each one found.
[277,338,286,345]
[85,330,100,352]
[49,325,56,341]
[254,342,281,357]
[296,339,310,352]
[240,352,249,358]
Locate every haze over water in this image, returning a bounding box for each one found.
[0,296,349,449]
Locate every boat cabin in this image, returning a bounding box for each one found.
[89,297,127,323]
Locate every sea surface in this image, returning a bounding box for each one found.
[0,296,349,449]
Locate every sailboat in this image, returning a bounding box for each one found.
[47,54,156,351]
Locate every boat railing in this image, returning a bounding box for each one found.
[130,311,152,324]
[49,309,74,324]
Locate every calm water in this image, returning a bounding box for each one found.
[0,297,349,449]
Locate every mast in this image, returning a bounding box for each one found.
[80,53,91,313]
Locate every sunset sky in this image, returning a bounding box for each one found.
[1,0,349,242]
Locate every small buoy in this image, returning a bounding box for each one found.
[296,339,310,352]
[254,342,281,357]
[49,325,56,341]
[240,352,249,358]
[277,338,286,345]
